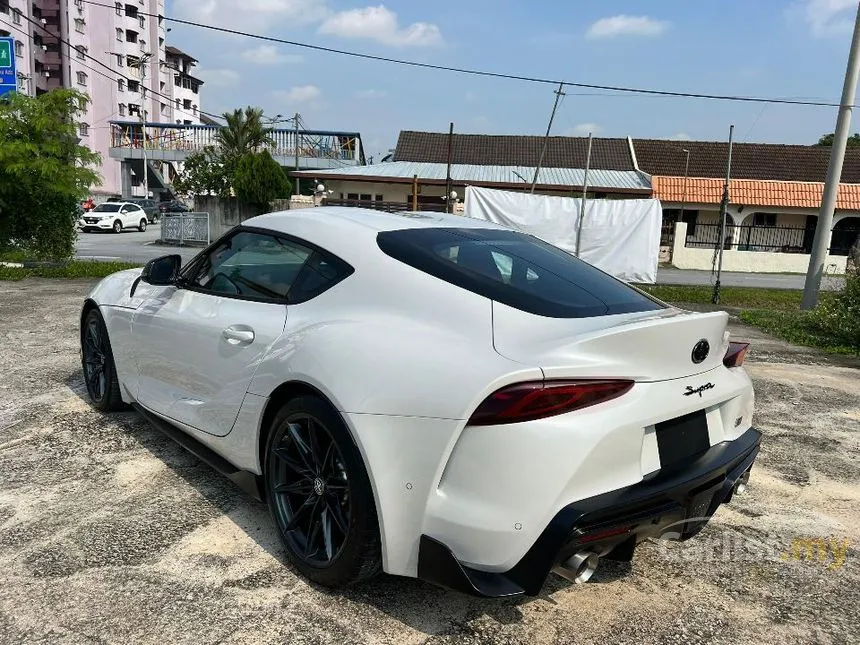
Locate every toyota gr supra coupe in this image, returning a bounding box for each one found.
[79,207,761,596]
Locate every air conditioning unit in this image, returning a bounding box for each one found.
[44,71,50,77]
[42,45,47,51]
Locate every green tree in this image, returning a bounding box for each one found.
[215,107,274,161]
[0,90,100,259]
[172,146,232,198]
[233,151,292,213]
[816,133,860,146]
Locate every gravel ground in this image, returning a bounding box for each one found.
[0,279,857,645]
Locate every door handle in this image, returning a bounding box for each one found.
[222,326,255,345]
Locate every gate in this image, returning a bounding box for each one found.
[161,212,211,246]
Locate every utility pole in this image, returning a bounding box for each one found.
[129,53,152,199]
[802,2,860,309]
[445,122,454,213]
[711,125,735,305]
[574,133,593,257]
[294,112,301,195]
[531,82,565,194]
[680,148,690,222]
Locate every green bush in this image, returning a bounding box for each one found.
[233,150,292,214]
[0,90,100,260]
[806,274,860,353]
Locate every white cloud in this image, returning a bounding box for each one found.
[668,132,692,141]
[240,45,303,65]
[319,5,442,47]
[355,89,388,99]
[173,0,329,32]
[793,0,856,36]
[274,85,322,103]
[586,15,668,39]
[197,68,240,87]
[565,123,604,136]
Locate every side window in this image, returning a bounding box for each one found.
[187,230,312,301]
[289,251,354,304]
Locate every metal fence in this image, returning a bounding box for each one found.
[660,223,676,247]
[322,198,448,213]
[109,121,362,162]
[684,223,860,255]
[161,212,211,247]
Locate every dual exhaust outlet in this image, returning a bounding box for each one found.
[555,470,752,585]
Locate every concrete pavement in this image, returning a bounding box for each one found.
[75,228,845,290]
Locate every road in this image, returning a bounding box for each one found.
[75,229,845,290]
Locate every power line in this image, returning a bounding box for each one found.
[76,0,849,109]
[17,11,222,123]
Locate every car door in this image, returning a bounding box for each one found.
[131,228,316,436]
[122,205,141,228]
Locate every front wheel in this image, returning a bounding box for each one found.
[138,218,147,232]
[265,395,381,588]
[81,309,125,411]
[112,220,122,234]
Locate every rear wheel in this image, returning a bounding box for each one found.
[264,395,381,588]
[138,218,147,232]
[81,309,124,411]
[112,220,122,234]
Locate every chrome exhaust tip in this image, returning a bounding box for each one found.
[553,551,600,584]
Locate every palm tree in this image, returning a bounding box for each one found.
[216,107,275,159]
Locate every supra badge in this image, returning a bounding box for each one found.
[684,383,715,397]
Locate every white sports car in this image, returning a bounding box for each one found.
[80,207,761,596]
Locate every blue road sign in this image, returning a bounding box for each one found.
[0,37,18,98]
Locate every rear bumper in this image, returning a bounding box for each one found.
[417,426,761,597]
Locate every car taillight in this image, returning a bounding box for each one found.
[723,341,750,368]
[467,380,634,426]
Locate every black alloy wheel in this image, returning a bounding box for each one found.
[265,396,381,587]
[271,414,351,565]
[81,309,124,411]
[112,220,122,234]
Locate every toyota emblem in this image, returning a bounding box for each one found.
[691,339,710,364]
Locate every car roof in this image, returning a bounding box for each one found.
[246,206,503,235]
[242,207,508,265]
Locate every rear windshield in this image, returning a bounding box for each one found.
[377,227,664,318]
[93,204,122,212]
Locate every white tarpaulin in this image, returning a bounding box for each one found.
[463,186,662,283]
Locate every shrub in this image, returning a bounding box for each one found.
[233,150,292,214]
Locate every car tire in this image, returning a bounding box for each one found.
[80,308,125,412]
[264,395,381,589]
[138,218,147,232]
[151,215,159,224]
[113,220,123,234]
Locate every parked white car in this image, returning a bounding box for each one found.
[79,207,760,596]
[78,202,150,233]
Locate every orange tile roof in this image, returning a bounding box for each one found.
[651,175,860,210]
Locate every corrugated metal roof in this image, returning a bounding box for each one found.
[294,161,652,191]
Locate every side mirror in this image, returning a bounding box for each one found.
[130,254,181,297]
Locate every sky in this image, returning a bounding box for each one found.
[167,0,860,162]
